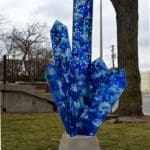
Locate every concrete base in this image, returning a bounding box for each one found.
[59,133,100,150]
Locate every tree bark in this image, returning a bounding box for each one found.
[110,0,143,116]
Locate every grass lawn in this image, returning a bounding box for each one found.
[1,113,150,150]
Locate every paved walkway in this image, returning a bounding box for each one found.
[143,93,150,115]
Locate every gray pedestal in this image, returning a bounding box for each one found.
[59,133,101,150]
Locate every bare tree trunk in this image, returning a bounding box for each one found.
[110,0,143,116]
[22,53,28,78]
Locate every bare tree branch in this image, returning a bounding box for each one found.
[1,22,52,80]
[0,14,7,25]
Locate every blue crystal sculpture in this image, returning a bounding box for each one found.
[45,0,127,137]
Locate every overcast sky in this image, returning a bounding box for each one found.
[0,0,149,72]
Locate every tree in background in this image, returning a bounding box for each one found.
[110,0,143,116]
[0,14,8,58]
[1,22,53,82]
[0,14,7,26]
[7,23,47,62]
[33,48,53,81]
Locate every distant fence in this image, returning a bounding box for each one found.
[0,55,49,83]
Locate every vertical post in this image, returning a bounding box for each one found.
[11,59,14,82]
[33,59,35,83]
[3,55,7,84]
[100,0,103,58]
[111,45,116,69]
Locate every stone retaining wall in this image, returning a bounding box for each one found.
[0,83,56,113]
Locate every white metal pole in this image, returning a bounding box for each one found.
[100,0,103,58]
